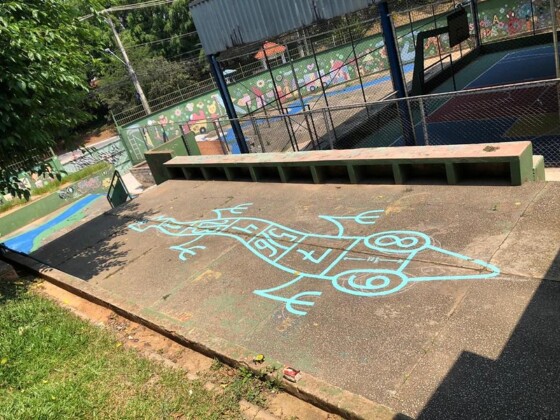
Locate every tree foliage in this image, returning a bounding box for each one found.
[96,46,199,113]
[116,0,199,60]
[0,0,100,196]
[91,0,209,114]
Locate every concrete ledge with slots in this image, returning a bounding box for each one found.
[157,141,544,186]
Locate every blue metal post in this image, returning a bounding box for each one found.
[208,54,249,154]
[470,0,482,48]
[378,1,416,146]
[378,1,406,98]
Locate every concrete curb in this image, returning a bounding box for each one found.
[0,248,403,420]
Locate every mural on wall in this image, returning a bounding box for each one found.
[57,176,109,200]
[477,0,553,39]
[0,167,113,239]
[63,139,131,174]
[125,0,550,143]
[128,203,500,316]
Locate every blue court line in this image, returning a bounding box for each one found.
[505,44,555,58]
[2,194,104,254]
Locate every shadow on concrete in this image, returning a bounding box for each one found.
[406,249,560,419]
[30,201,155,281]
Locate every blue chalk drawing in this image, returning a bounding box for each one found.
[128,203,500,316]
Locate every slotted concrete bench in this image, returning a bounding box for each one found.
[162,141,543,186]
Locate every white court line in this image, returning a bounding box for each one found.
[500,52,555,62]
[465,47,556,89]
[464,52,514,89]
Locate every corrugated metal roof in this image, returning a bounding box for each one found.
[190,0,376,55]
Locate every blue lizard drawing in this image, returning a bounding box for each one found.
[128,203,500,315]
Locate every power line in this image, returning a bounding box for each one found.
[79,0,175,21]
[125,30,199,49]
[167,46,205,60]
[109,0,174,12]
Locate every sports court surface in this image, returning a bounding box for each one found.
[25,178,560,418]
[376,44,560,166]
[434,44,560,91]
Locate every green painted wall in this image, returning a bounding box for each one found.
[144,135,199,184]
[0,166,113,238]
[150,135,189,156]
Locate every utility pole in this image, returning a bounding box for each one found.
[106,17,152,115]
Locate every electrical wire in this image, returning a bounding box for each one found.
[125,30,199,49]
[79,0,175,21]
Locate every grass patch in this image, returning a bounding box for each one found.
[0,277,267,419]
[0,198,26,214]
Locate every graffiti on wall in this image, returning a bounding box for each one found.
[128,203,500,316]
[57,172,111,201]
[64,141,131,174]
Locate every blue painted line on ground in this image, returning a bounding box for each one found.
[2,194,104,254]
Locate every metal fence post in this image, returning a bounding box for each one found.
[213,121,229,155]
[307,105,320,147]
[418,97,429,145]
[551,0,560,79]
[262,46,283,113]
[348,27,368,107]
[284,114,297,152]
[432,4,444,72]
[470,0,482,47]
[178,124,192,155]
[285,112,300,152]
[530,0,536,35]
[208,54,248,154]
[322,108,335,150]
[262,96,270,127]
[215,120,230,153]
[408,10,416,44]
[249,115,266,152]
[310,38,337,141]
[286,45,316,148]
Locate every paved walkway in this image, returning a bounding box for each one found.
[31,180,560,418]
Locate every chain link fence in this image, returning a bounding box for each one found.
[123,78,560,166]
[114,0,560,169]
